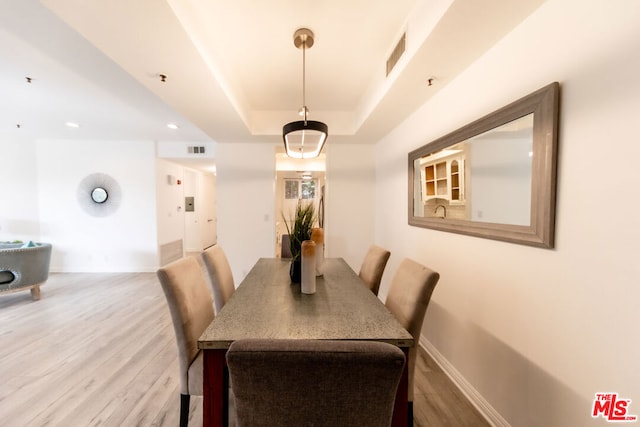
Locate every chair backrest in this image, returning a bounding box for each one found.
[280,234,292,258]
[227,339,406,427]
[358,245,391,296]
[201,245,235,314]
[385,258,439,401]
[157,256,214,395]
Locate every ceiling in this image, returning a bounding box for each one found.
[1,0,545,158]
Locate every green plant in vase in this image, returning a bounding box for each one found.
[282,200,316,282]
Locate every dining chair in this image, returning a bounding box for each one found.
[226,338,405,427]
[385,258,440,424]
[358,245,391,296]
[201,245,235,314]
[280,234,292,258]
[157,256,215,427]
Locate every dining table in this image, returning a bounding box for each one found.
[198,257,414,426]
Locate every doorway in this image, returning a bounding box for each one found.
[274,151,326,257]
[183,168,217,252]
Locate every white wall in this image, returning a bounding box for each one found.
[183,168,200,251]
[156,158,186,250]
[0,136,41,241]
[217,142,377,285]
[36,139,158,272]
[1,138,216,272]
[325,143,376,270]
[376,2,640,426]
[216,142,277,282]
[199,171,217,248]
[2,137,219,272]
[156,159,217,256]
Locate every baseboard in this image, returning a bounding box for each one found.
[420,339,510,427]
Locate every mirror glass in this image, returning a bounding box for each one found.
[408,83,559,248]
[91,187,108,204]
[414,114,533,225]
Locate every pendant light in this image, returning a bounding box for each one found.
[283,28,328,159]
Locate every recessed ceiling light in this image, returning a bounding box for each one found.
[167,123,179,130]
[66,122,80,128]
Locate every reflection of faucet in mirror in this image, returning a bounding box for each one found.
[434,204,447,218]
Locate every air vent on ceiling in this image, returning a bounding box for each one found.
[188,146,206,154]
[386,32,406,76]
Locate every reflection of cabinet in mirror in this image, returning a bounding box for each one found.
[420,154,465,204]
[450,159,462,202]
[423,162,446,198]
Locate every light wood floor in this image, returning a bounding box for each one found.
[0,272,488,426]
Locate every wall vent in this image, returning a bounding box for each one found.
[188,146,206,154]
[386,32,406,76]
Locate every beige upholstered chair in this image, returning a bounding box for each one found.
[157,256,215,427]
[226,339,405,427]
[358,245,391,296]
[385,258,440,423]
[201,245,235,314]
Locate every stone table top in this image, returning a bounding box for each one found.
[198,257,413,349]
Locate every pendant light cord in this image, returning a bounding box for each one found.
[302,38,307,124]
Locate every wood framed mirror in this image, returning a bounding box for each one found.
[408,82,560,248]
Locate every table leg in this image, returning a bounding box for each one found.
[203,349,228,427]
[391,347,410,427]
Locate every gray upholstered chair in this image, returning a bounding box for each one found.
[157,256,215,427]
[0,242,52,300]
[385,258,440,424]
[280,234,292,258]
[201,245,235,314]
[226,339,405,427]
[358,245,391,296]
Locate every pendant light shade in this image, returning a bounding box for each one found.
[283,120,328,159]
[283,28,328,159]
